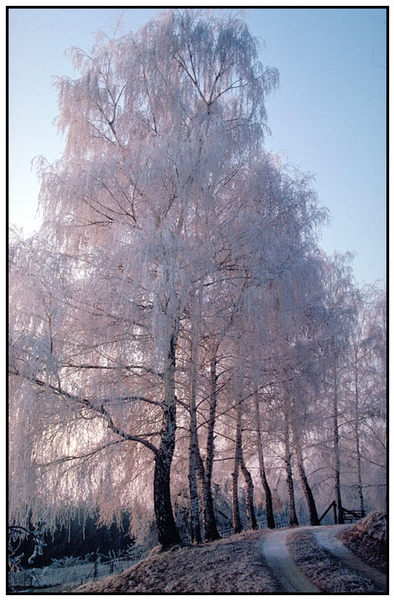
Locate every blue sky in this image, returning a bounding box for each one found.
[8,7,386,286]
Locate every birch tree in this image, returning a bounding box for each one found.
[9,9,279,547]
[316,253,358,523]
[10,9,381,553]
[340,285,386,514]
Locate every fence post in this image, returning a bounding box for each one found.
[333,501,337,524]
[94,561,98,579]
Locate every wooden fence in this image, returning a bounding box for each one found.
[9,505,364,591]
[8,556,137,591]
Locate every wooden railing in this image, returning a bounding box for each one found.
[318,500,338,524]
[318,501,365,525]
[342,507,365,522]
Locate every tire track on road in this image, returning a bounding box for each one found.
[261,528,321,593]
[312,526,387,592]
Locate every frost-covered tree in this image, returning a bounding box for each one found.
[9,9,385,556]
[9,9,279,548]
[319,254,358,523]
[339,285,386,514]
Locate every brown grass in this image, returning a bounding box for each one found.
[287,530,380,594]
[74,531,278,594]
[339,512,387,573]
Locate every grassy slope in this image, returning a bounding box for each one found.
[74,531,279,594]
[339,512,387,573]
[286,529,380,594]
[73,514,387,594]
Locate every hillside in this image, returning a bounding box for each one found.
[74,514,387,594]
[339,512,387,572]
[75,531,278,594]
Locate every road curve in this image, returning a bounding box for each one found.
[312,526,387,592]
[261,528,321,593]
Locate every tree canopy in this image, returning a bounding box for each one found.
[9,9,386,552]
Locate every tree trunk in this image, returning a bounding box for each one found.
[255,400,275,528]
[231,466,242,534]
[240,455,258,530]
[232,403,243,534]
[293,429,319,526]
[232,395,257,532]
[333,367,344,524]
[198,356,221,541]
[284,410,298,527]
[188,334,202,543]
[354,355,365,516]
[188,436,202,543]
[153,331,181,548]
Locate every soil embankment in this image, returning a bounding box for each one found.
[72,513,387,594]
[75,531,278,594]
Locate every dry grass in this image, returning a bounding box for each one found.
[287,530,380,594]
[74,531,278,594]
[339,512,387,573]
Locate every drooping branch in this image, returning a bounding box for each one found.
[37,439,127,468]
[9,368,158,454]
[62,362,163,382]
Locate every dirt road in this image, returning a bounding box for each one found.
[261,524,386,594]
[261,528,321,593]
[312,525,387,590]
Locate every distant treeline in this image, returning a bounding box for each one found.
[11,511,132,569]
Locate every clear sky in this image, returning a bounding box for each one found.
[8,7,386,287]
